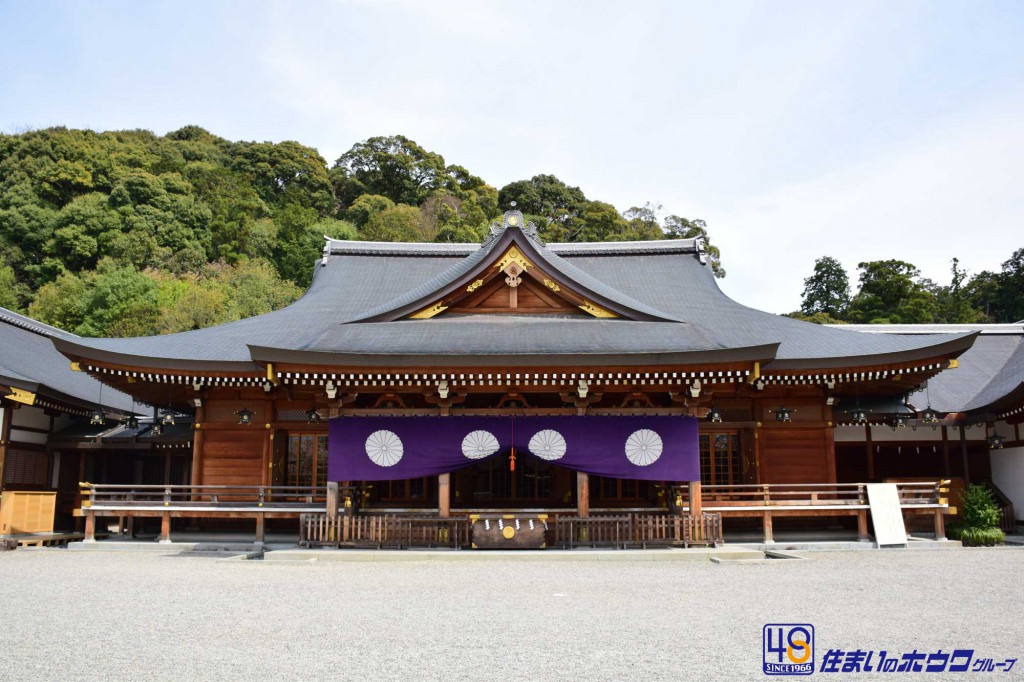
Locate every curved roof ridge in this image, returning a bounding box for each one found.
[0,306,78,339]
[326,239,481,257]
[547,239,700,255]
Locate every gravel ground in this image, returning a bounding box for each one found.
[1,548,1023,681]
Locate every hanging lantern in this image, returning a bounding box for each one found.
[891,414,907,430]
[236,407,254,425]
[773,406,793,423]
[90,408,106,426]
[160,409,176,426]
[989,432,1005,450]
[306,408,322,424]
[125,414,140,429]
[706,406,723,423]
[850,409,868,424]
[920,407,940,425]
[150,422,163,436]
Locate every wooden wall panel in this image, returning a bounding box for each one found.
[759,426,835,484]
[200,430,264,486]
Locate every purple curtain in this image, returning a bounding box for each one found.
[328,415,699,482]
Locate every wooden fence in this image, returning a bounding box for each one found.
[300,512,723,550]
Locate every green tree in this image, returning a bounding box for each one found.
[361,204,423,242]
[933,258,983,323]
[800,256,850,318]
[346,194,395,227]
[0,265,28,311]
[847,260,937,324]
[333,135,446,209]
[498,174,588,240]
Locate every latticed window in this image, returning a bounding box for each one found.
[3,449,48,488]
[286,434,328,487]
[699,431,742,486]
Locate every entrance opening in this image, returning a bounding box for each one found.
[452,452,574,509]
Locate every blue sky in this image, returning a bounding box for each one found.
[1,0,1022,312]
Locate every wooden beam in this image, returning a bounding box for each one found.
[576,472,590,518]
[438,473,451,518]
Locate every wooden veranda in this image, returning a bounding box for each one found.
[77,480,951,546]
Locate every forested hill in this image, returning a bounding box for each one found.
[0,127,1019,337]
[0,128,718,337]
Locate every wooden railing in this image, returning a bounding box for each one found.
[77,483,354,544]
[300,514,469,549]
[79,483,335,510]
[673,481,950,542]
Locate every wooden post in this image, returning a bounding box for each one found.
[576,472,589,518]
[438,473,450,518]
[191,403,205,488]
[933,508,946,540]
[762,511,774,543]
[255,513,265,544]
[865,424,875,481]
[959,424,971,485]
[857,509,870,541]
[326,481,338,517]
[159,511,171,543]
[84,511,96,542]
[0,403,10,494]
[941,426,951,477]
[261,407,274,487]
[688,480,703,517]
[163,450,172,485]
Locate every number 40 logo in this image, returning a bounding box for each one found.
[763,624,815,675]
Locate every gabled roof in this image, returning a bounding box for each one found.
[51,211,975,373]
[344,216,681,323]
[0,307,135,413]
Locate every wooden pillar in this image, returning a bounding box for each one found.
[762,511,774,543]
[255,513,265,544]
[438,473,451,518]
[0,403,10,493]
[83,511,96,542]
[688,480,703,517]
[864,424,875,481]
[163,450,172,485]
[191,404,205,488]
[857,509,870,541]
[959,424,971,485]
[941,426,951,477]
[933,508,946,540]
[576,472,589,518]
[159,512,171,543]
[261,403,275,487]
[326,481,338,517]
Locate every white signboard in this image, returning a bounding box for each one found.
[866,483,908,547]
